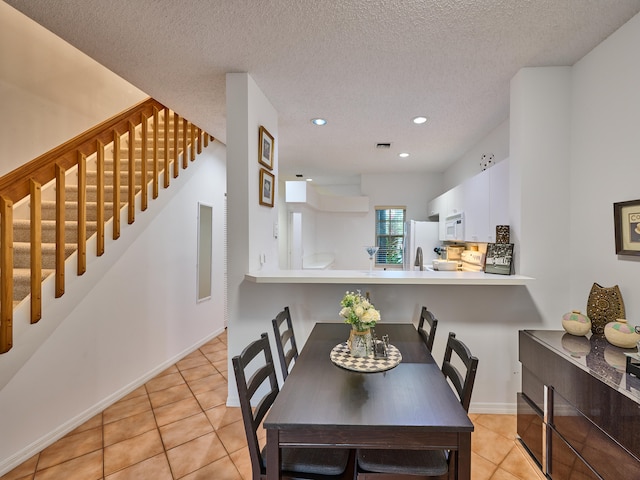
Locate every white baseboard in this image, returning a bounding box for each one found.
[468,402,517,415]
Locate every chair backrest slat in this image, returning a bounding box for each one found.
[442,332,478,412]
[417,306,438,352]
[272,306,299,381]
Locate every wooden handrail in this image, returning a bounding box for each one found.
[0,98,213,353]
[0,99,163,203]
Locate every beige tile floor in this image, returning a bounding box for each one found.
[1,330,544,480]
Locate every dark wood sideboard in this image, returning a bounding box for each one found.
[518,330,640,479]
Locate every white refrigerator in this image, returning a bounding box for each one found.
[403,220,440,270]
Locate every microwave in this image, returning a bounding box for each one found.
[444,212,464,241]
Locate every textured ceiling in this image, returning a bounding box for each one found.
[5,0,640,181]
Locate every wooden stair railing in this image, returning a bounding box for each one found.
[0,98,212,353]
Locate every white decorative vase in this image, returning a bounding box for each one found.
[348,328,373,357]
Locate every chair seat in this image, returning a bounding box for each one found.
[263,446,351,476]
[357,449,448,476]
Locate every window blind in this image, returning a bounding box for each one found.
[375,207,406,265]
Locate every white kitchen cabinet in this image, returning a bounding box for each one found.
[446,184,463,217]
[461,170,490,242]
[427,192,446,219]
[429,159,510,243]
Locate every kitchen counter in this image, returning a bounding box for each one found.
[244,269,533,285]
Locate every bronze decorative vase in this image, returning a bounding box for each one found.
[587,283,625,334]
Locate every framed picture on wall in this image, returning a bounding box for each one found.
[484,243,514,275]
[259,168,275,207]
[614,199,640,256]
[258,126,274,169]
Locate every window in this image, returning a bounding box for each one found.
[375,206,405,266]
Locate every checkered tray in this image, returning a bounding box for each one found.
[330,342,402,373]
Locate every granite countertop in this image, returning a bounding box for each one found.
[524,329,640,404]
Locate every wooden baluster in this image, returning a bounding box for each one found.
[197,127,202,155]
[128,122,135,224]
[152,106,159,199]
[30,179,42,324]
[204,132,210,148]
[113,131,121,240]
[141,114,149,211]
[182,119,188,169]
[190,123,196,162]
[0,195,13,353]
[96,140,105,256]
[77,152,86,276]
[163,108,170,189]
[55,164,65,297]
[173,111,179,178]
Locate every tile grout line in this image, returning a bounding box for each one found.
[146,380,176,480]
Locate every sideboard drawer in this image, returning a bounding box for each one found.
[521,366,545,412]
[548,428,601,480]
[517,392,543,469]
[553,389,640,479]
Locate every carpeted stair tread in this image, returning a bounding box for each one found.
[13,219,97,243]
[12,267,55,301]
[13,242,77,269]
[40,201,117,221]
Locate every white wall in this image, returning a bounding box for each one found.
[0,2,146,175]
[510,66,573,322]
[569,12,640,317]
[0,142,227,473]
[226,73,281,401]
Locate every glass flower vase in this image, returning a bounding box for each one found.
[348,328,373,358]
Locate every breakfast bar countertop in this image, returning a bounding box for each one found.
[245,269,533,285]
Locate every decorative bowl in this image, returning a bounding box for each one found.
[604,319,640,349]
[561,310,591,336]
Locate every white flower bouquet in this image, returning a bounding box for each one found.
[339,290,380,331]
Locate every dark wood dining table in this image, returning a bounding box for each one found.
[264,322,474,480]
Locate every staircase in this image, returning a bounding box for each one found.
[0,99,210,353]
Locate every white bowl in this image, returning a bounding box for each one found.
[432,260,458,271]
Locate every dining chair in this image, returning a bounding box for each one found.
[232,332,353,480]
[356,332,479,479]
[417,306,438,352]
[272,306,299,381]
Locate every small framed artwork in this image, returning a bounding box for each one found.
[259,168,275,207]
[484,243,514,275]
[614,199,640,256]
[258,126,274,169]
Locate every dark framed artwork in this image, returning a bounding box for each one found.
[258,126,274,169]
[614,199,640,256]
[484,243,514,275]
[259,168,274,207]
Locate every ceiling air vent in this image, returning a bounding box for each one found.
[376,143,391,149]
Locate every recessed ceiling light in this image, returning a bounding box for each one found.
[311,118,327,126]
[412,116,428,125]
[399,153,410,158]
[306,178,313,182]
